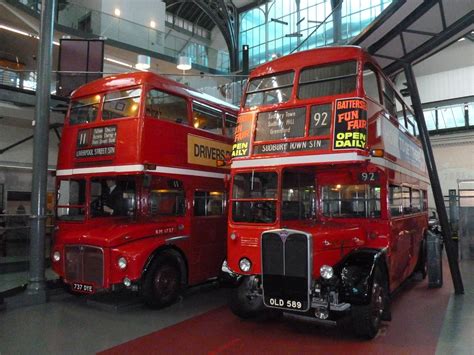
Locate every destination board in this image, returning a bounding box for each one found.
[76,125,117,158]
[255,108,306,141]
[254,139,329,155]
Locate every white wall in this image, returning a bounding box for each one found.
[393,39,474,207]
[395,40,474,103]
[430,132,474,208]
[99,0,166,32]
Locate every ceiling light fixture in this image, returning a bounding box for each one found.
[177,56,192,71]
[135,54,150,70]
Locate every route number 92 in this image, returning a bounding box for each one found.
[359,172,379,182]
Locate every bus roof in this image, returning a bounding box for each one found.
[250,45,371,78]
[71,71,238,112]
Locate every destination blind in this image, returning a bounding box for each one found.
[255,108,306,141]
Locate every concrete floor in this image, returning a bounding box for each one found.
[435,260,474,355]
[0,260,472,355]
[0,283,230,354]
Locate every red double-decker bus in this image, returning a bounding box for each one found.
[224,46,430,338]
[51,72,238,308]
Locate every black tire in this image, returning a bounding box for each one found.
[229,276,265,319]
[351,268,388,339]
[414,238,427,280]
[142,255,181,309]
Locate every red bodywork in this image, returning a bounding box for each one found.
[52,72,238,292]
[227,46,429,293]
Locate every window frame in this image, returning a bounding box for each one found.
[193,190,226,217]
[102,87,142,121]
[192,101,224,135]
[144,87,190,125]
[297,60,358,100]
[244,71,295,108]
[68,95,102,126]
[362,62,382,104]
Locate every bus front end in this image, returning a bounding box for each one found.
[224,46,429,339]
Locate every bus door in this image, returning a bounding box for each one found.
[190,190,226,280]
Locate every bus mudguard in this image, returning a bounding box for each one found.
[337,248,388,305]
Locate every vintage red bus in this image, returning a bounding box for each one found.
[51,72,238,308]
[223,46,430,338]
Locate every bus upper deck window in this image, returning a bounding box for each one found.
[69,95,101,125]
[193,102,223,134]
[102,88,141,120]
[244,72,294,108]
[363,64,381,104]
[298,61,357,100]
[145,89,188,125]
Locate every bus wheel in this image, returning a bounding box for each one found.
[229,276,265,319]
[351,268,387,339]
[414,239,427,280]
[143,256,181,309]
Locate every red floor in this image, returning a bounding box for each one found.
[101,274,452,355]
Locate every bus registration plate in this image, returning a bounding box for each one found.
[72,282,94,294]
[266,297,304,310]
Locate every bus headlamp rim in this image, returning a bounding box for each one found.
[239,257,252,272]
[320,265,334,280]
[118,257,128,270]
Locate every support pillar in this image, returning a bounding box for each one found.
[6,0,57,309]
[404,63,464,294]
[331,0,343,44]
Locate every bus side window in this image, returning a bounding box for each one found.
[411,189,421,212]
[145,89,188,125]
[194,191,225,216]
[363,63,382,104]
[402,186,411,214]
[389,185,402,216]
[192,102,223,135]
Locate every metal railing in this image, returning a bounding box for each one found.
[0,213,54,258]
[7,0,231,72]
[0,67,247,105]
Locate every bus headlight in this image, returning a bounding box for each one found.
[320,265,334,279]
[53,251,61,262]
[118,257,128,270]
[239,257,252,272]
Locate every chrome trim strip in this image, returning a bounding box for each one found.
[147,166,227,179]
[165,235,190,243]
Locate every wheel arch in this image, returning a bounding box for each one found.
[142,245,189,287]
[337,248,389,305]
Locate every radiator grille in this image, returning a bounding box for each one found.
[64,245,104,286]
[261,230,311,311]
